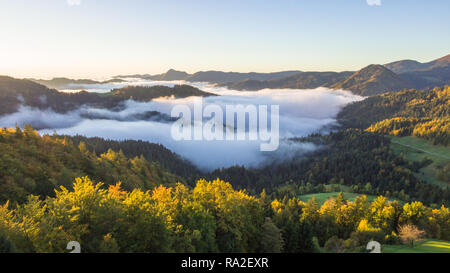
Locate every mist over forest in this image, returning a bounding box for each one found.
[0,78,362,170]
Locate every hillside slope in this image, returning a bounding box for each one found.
[331,65,413,96]
[338,86,450,145]
[385,54,450,73]
[0,127,182,204]
[223,71,353,91]
[400,66,450,89]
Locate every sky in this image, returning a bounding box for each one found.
[0,0,449,79]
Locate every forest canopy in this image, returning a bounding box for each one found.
[0,177,448,253]
[338,86,449,145]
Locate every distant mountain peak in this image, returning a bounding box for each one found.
[166,68,185,73]
[357,64,396,74]
[332,64,412,96]
[158,69,191,81]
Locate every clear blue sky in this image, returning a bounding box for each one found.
[0,0,448,78]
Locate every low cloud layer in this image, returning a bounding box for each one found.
[61,78,188,93]
[366,0,381,6]
[0,80,363,170]
[67,0,81,6]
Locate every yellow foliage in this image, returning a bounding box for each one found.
[357,219,381,232]
[271,199,283,214]
[108,182,127,200]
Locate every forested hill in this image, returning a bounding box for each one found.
[30,77,125,89]
[209,129,450,205]
[68,136,200,178]
[338,86,449,145]
[0,76,214,115]
[330,65,413,96]
[106,85,213,101]
[0,126,182,204]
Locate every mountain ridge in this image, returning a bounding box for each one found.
[11,53,450,97]
[384,54,450,73]
[221,71,354,91]
[113,70,303,84]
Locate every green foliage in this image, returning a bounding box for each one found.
[0,127,181,204]
[0,177,265,253]
[0,177,449,253]
[0,231,16,253]
[212,129,450,205]
[324,236,346,253]
[367,117,449,145]
[437,163,450,182]
[383,239,450,253]
[69,135,200,179]
[339,86,449,145]
[0,77,449,253]
[389,136,449,188]
[260,217,284,253]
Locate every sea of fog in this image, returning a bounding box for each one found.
[0,79,364,170]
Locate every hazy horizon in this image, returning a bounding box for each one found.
[3,51,449,81]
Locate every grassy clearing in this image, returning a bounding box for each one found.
[389,136,449,188]
[383,239,450,253]
[299,192,381,205]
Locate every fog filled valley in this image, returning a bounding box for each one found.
[0,77,363,170]
[0,61,449,254]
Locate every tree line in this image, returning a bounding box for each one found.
[0,177,448,253]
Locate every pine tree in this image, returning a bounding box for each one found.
[260,217,284,253]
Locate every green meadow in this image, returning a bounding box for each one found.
[299,192,381,206]
[383,239,450,253]
[389,136,450,188]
